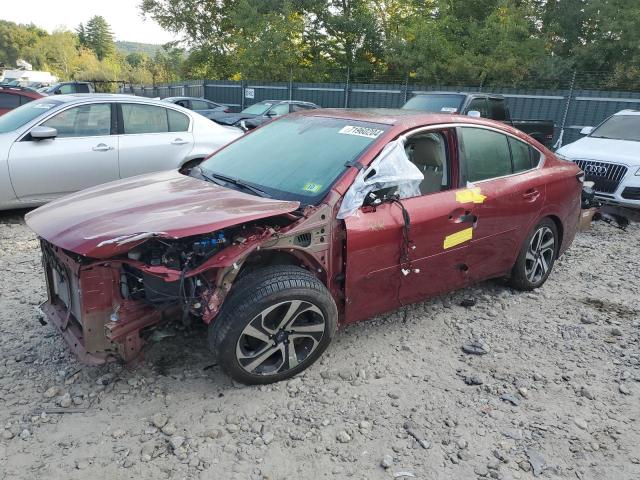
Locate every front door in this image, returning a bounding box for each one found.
[8,102,119,203]
[344,129,477,324]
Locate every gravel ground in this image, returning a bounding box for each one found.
[0,209,638,480]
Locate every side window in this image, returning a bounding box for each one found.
[291,103,313,112]
[508,137,532,172]
[0,93,20,109]
[530,148,542,167]
[167,109,190,132]
[58,84,74,94]
[489,98,507,121]
[42,103,111,138]
[76,84,90,93]
[190,99,210,110]
[175,100,191,109]
[206,101,220,109]
[269,104,290,116]
[122,104,169,134]
[404,131,450,195]
[460,127,512,182]
[467,98,489,118]
[20,95,35,106]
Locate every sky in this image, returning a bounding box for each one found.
[1,0,180,44]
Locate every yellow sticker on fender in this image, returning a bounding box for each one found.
[443,227,473,249]
[456,188,486,204]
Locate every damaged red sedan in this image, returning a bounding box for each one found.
[26,110,582,384]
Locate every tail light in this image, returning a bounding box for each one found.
[223,107,231,113]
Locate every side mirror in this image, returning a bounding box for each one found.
[266,110,277,117]
[467,110,481,118]
[580,126,594,135]
[30,126,58,140]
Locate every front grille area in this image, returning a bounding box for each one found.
[622,187,640,200]
[574,159,628,194]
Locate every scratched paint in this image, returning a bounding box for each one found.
[455,188,486,204]
[443,227,473,249]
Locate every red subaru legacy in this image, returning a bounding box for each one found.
[26,109,582,384]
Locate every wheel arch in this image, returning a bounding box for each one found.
[545,214,564,258]
[238,249,328,285]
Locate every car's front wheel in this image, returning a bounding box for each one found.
[208,265,337,384]
[509,218,558,290]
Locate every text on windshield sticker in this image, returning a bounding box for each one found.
[339,125,384,139]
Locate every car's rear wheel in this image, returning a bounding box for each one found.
[509,218,558,290]
[208,265,337,384]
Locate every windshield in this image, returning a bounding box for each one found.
[199,116,388,204]
[0,98,63,134]
[402,94,465,113]
[241,102,273,115]
[590,115,640,141]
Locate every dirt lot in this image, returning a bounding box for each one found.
[0,209,638,480]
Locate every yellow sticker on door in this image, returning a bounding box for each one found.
[443,227,473,249]
[456,187,486,204]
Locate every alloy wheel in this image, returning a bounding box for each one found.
[235,300,326,376]
[524,226,555,284]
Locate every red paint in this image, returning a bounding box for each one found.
[0,87,43,116]
[25,169,299,258]
[29,110,581,364]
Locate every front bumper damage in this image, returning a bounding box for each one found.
[40,241,169,364]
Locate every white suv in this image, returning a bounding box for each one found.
[556,110,640,209]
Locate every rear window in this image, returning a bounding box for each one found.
[402,94,465,113]
[590,115,640,141]
[0,93,20,109]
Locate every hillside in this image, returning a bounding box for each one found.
[115,41,162,57]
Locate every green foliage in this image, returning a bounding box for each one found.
[81,16,115,61]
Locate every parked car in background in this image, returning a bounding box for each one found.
[163,96,230,120]
[212,100,320,128]
[555,110,640,209]
[0,85,43,115]
[39,82,95,95]
[0,94,243,210]
[402,92,555,147]
[26,109,581,384]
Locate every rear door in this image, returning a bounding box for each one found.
[344,128,475,324]
[8,102,119,202]
[457,126,546,282]
[117,103,194,178]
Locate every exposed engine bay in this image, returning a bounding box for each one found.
[37,204,335,365]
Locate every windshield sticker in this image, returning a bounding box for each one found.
[302,182,322,193]
[33,103,57,110]
[441,107,458,113]
[339,125,384,139]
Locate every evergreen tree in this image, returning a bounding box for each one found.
[84,16,115,61]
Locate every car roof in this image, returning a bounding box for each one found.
[40,94,179,104]
[258,99,317,105]
[412,91,505,99]
[297,108,528,134]
[164,96,217,102]
[614,109,640,116]
[0,85,42,97]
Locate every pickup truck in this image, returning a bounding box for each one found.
[402,92,555,148]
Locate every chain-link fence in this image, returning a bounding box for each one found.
[122,71,640,148]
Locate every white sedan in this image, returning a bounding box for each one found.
[0,94,243,210]
[556,109,640,209]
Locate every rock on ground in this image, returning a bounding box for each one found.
[0,210,639,479]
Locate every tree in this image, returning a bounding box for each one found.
[83,16,115,61]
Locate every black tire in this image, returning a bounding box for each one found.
[208,265,337,384]
[509,218,558,291]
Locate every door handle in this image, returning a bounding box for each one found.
[522,189,540,201]
[171,138,189,145]
[92,143,114,152]
[449,209,477,224]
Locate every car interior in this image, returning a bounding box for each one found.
[404,132,449,194]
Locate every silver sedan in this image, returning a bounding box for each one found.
[0,94,243,210]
